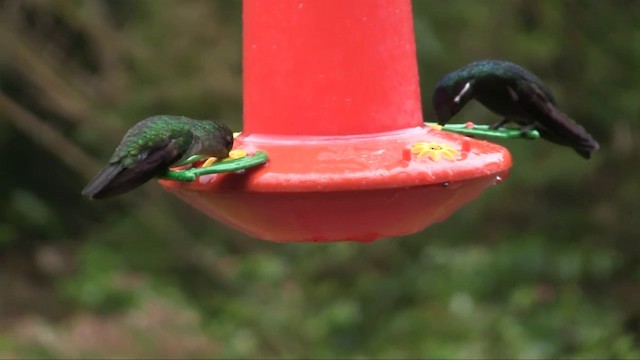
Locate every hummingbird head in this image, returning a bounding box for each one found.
[214,124,234,159]
[197,120,234,159]
[432,76,475,125]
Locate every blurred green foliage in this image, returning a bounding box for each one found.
[0,0,639,358]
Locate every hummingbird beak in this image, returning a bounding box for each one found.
[454,81,474,104]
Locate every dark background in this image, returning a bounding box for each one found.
[0,0,638,357]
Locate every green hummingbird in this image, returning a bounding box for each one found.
[82,115,234,199]
[432,59,599,159]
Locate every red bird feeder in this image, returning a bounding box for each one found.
[160,0,512,242]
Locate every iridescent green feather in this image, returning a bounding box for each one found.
[110,116,194,168]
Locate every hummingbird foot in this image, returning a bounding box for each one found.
[517,124,541,140]
[518,124,536,134]
[489,118,512,130]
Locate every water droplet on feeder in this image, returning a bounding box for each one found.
[493,176,503,185]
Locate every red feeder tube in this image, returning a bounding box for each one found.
[160,0,512,242]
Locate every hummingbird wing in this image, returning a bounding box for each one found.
[521,81,600,159]
[82,138,186,199]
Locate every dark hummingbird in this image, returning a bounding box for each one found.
[82,115,234,199]
[432,59,599,159]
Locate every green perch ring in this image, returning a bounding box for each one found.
[160,123,536,182]
[161,150,269,182]
[428,122,540,140]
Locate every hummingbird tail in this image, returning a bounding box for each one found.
[81,162,159,199]
[82,140,186,199]
[82,163,124,199]
[539,108,600,159]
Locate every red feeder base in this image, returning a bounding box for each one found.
[159,125,511,242]
[160,0,512,242]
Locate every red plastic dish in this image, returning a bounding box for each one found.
[159,0,512,242]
